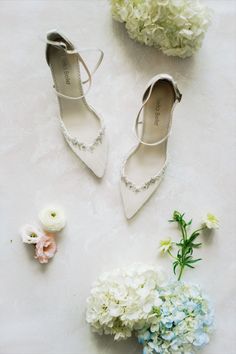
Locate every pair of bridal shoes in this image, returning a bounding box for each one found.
[46,30,182,219]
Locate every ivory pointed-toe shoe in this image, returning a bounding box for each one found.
[120,74,182,219]
[46,30,107,178]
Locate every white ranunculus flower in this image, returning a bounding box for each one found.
[20,224,44,244]
[39,206,66,232]
[110,0,212,58]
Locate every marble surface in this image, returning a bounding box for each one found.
[0,1,236,353]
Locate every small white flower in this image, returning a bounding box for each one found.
[39,206,66,232]
[20,224,44,244]
[203,213,219,229]
[159,239,173,253]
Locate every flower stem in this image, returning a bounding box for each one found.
[180,224,187,240]
[168,250,177,259]
[194,227,206,233]
[178,266,184,281]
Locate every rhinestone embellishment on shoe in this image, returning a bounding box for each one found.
[61,121,105,153]
[121,163,167,193]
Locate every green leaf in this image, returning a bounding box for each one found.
[173,261,179,275]
[184,255,194,261]
[186,264,195,269]
[192,243,202,248]
[188,233,200,242]
[188,258,202,264]
[185,248,193,255]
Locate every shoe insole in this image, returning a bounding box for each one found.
[125,80,175,185]
[48,46,100,143]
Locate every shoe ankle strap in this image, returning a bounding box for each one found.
[46,33,104,100]
[134,74,182,146]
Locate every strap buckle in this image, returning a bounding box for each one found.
[175,85,182,102]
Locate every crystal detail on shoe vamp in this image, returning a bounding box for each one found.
[121,163,167,193]
[61,122,105,153]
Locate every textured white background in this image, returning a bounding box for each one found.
[0,1,236,353]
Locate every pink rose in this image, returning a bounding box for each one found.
[35,233,57,264]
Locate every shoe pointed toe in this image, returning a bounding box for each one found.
[120,180,160,219]
[86,142,108,178]
[68,135,108,178]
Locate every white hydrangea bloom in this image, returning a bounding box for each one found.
[86,264,164,340]
[110,0,211,58]
[39,206,66,232]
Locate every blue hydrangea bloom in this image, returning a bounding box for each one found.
[137,281,214,354]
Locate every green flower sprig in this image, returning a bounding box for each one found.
[160,211,219,281]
